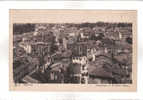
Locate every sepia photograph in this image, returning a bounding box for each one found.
[9,10,137,91]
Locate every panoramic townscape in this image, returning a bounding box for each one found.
[13,22,132,84]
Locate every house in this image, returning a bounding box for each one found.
[13,46,26,57]
[13,57,30,83]
[22,75,40,83]
[31,42,52,57]
[87,55,115,84]
[68,63,81,83]
[19,42,32,54]
[88,67,113,84]
[72,56,87,65]
[63,38,68,50]
[48,62,64,83]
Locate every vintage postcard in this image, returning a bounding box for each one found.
[9,9,137,91]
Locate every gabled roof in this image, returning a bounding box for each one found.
[69,63,81,74]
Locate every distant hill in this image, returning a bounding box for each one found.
[13,23,35,35]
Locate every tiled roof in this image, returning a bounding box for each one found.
[90,67,113,78]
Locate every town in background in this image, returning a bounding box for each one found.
[13,22,132,84]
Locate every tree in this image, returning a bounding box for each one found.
[126,37,132,44]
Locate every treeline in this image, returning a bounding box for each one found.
[13,22,132,35]
[64,22,132,28]
[13,23,35,35]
